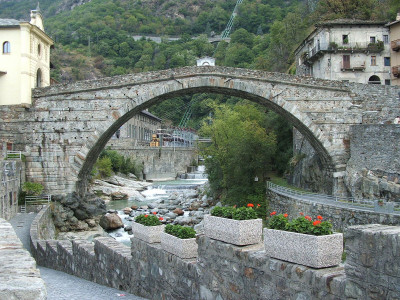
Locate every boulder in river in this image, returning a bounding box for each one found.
[99,213,124,230]
[111,192,129,200]
[173,208,184,216]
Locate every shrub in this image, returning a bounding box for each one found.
[165,224,196,239]
[135,214,161,226]
[210,204,258,220]
[22,182,44,196]
[96,156,113,178]
[268,213,288,230]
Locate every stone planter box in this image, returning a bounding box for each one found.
[263,228,343,268]
[160,232,198,259]
[204,215,262,246]
[132,222,165,243]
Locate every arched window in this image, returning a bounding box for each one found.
[2,41,10,53]
[368,75,381,84]
[36,69,42,87]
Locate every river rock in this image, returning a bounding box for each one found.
[151,208,159,214]
[189,201,201,211]
[141,205,148,210]
[99,213,124,230]
[111,192,128,200]
[173,208,184,216]
[148,203,157,209]
[131,205,138,210]
[174,216,193,225]
[166,212,177,219]
[194,222,204,234]
[85,219,97,228]
[124,225,132,231]
[123,207,132,214]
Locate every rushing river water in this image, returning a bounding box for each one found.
[106,166,208,245]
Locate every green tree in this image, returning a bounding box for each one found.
[200,103,277,206]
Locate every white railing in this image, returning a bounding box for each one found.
[22,195,51,213]
[6,151,22,160]
[267,181,399,214]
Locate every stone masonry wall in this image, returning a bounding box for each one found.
[345,124,400,201]
[0,218,46,300]
[105,145,196,180]
[0,159,25,220]
[267,190,400,232]
[30,206,400,300]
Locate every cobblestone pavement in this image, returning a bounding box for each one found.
[10,212,147,300]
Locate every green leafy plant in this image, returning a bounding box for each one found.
[165,224,196,239]
[135,214,162,226]
[22,182,44,196]
[210,204,259,220]
[268,212,333,236]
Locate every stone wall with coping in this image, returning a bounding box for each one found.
[267,190,400,232]
[0,218,46,300]
[30,206,400,299]
[105,145,196,180]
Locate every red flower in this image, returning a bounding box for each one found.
[299,212,304,216]
[317,215,323,220]
[283,213,288,218]
[247,203,254,208]
[305,216,312,221]
[313,220,321,226]
[159,217,163,221]
[152,212,157,215]
[257,204,261,207]
[270,211,277,216]
[144,215,148,218]
[233,205,237,208]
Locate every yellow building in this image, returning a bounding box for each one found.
[0,5,53,106]
[387,13,400,86]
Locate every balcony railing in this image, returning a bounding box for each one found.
[341,62,366,72]
[391,39,400,52]
[305,41,385,63]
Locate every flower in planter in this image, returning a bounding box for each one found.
[268,213,333,236]
[135,214,162,226]
[247,203,254,208]
[211,205,258,220]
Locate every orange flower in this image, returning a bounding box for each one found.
[299,212,304,216]
[305,216,312,221]
[159,217,163,221]
[317,215,323,220]
[144,215,148,218]
[257,204,261,207]
[270,211,277,216]
[247,203,254,208]
[283,213,288,218]
[152,212,157,215]
[313,220,321,226]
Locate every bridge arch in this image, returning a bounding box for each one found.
[25,66,399,197]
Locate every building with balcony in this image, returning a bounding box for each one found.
[295,19,391,85]
[0,5,53,106]
[386,13,400,86]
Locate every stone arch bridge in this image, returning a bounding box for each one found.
[1,66,399,197]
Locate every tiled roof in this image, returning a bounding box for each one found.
[0,19,21,27]
[317,19,387,27]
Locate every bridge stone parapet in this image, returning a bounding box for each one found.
[0,218,46,300]
[30,205,400,300]
[1,66,399,197]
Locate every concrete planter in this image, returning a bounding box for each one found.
[263,228,343,268]
[132,222,165,243]
[160,232,198,259]
[204,215,262,246]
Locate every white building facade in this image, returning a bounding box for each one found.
[0,6,53,106]
[295,20,391,85]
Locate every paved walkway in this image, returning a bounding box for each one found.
[10,212,147,300]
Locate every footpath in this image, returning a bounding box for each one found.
[10,212,147,300]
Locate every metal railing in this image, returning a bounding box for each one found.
[6,151,22,160]
[22,195,51,213]
[267,181,399,214]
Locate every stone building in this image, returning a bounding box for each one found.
[108,110,162,147]
[387,13,400,86]
[295,19,391,85]
[0,5,53,106]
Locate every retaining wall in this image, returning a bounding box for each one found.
[0,218,46,300]
[267,190,400,232]
[30,206,400,299]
